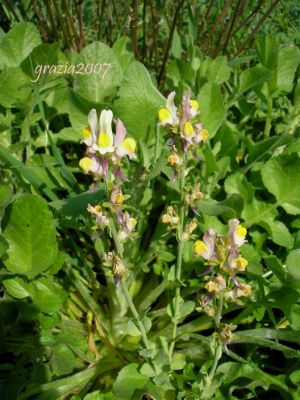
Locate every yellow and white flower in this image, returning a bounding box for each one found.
[81,109,98,147]
[205,274,226,293]
[189,99,199,117]
[87,204,109,228]
[79,156,102,175]
[94,109,114,155]
[227,253,248,272]
[194,229,216,260]
[158,91,178,126]
[114,119,137,160]
[228,219,247,247]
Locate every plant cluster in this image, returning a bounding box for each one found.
[0,18,300,400]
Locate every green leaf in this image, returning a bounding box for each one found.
[84,391,114,400]
[113,364,164,400]
[242,198,277,226]
[290,305,300,330]
[21,43,59,82]
[290,369,300,386]
[3,194,58,278]
[0,146,58,201]
[261,155,300,215]
[3,277,30,299]
[225,172,254,203]
[112,36,134,72]
[197,82,226,138]
[286,249,300,280]
[171,29,182,58]
[0,22,41,67]
[206,56,231,84]
[0,184,13,209]
[197,195,242,218]
[255,33,278,70]
[3,276,67,313]
[178,300,195,320]
[114,61,164,141]
[277,46,300,93]
[0,66,32,108]
[260,219,294,249]
[171,352,186,371]
[29,277,67,313]
[73,41,123,103]
[237,66,272,96]
[50,188,105,217]
[51,343,76,376]
[127,320,141,336]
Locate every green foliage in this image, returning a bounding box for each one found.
[2,194,58,278]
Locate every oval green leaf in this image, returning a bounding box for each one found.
[73,41,123,103]
[3,194,58,278]
[286,249,300,280]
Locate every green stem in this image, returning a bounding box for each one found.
[169,156,186,359]
[109,210,149,350]
[264,96,273,137]
[202,293,224,393]
[207,343,222,383]
[121,280,149,349]
[215,292,224,329]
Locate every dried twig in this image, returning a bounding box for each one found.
[201,0,234,54]
[234,0,281,57]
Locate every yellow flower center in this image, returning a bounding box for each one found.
[199,129,209,141]
[128,218,137,230]
[194,240,207,256]
[158,108,171,123]
[82,127,91,139]
[122,138,136,153]
[235,256,248,271]
[113,193,124,205]
[190,100,199,110]
[94,205,102,212]
[79,157,92,172]
[237,225,247,238]
[183,122,194,137]
[98,132,111,148]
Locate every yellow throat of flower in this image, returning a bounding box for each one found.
[79,157,92,172]
[98,132,111,148]
[235,256,248,271]
[199,129,209,141]
[194,240,206,256]
[190,100,199,110]
[183,122,194,137]
[237,225,247,238]
[158,108,171,123]
[82,127,91,139]
[122,138,136,153]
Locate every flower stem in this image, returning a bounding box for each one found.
[201,293,224,394]
[169,156,186,359]
[121,280,149,349]
[264,96,273,137]
[215,292,224,329]
[109,212,149,350]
